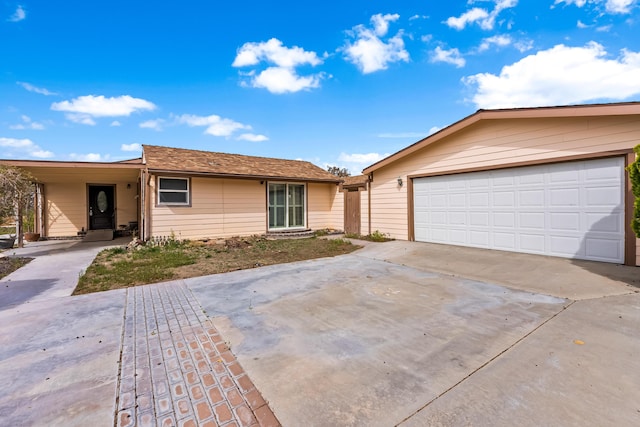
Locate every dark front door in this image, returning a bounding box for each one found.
[88,185,115,230]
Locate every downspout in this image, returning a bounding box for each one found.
[367,173,372,235]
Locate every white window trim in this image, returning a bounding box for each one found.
[268,182,307,230]
[157,176,190,206]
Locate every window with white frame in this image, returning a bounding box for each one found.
[268,183,305,229]
[157,177,190,205]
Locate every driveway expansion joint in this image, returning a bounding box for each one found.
[115,281,280,427]
[396,300,577,426]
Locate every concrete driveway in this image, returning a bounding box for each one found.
[188,241,640,426]
[1,239,638,426]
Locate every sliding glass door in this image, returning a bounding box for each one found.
[269,183,305,229]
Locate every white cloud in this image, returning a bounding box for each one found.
[429,126,442,135]
[251,67,323,94]
[0,137,54,158]
[343,14,409,74]
[554,0,637,14]
[8,5,26,22]
[51,95,156,125]
[478,35,512,52]
[446,8,490,30]
[232,38,322,68]
[445,0,518,31]
[110,121,121,127]
[431,46,466,68]
[371,13,400,37]
[121,143,141,152]
[9,115,45,130]
[464,42,640,109]
[176,114,249,137]
[237,133,268,142]
[139,118,165,131]
[232,38,325,94]
[68,153,108,162]
[65,113,96,126]
[577,20,590,28]
[17,82,57,96]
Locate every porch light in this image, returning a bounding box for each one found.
[397,177,403,187]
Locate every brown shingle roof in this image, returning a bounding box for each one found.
[143,145,339,182]
[342,175,369,186]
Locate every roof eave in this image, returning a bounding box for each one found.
[0,159,144,169]
[146,168,341,183]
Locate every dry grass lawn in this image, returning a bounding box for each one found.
[73,236,359,295]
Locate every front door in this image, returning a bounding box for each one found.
[88,185,115,230]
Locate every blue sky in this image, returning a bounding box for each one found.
[1,1,640,174]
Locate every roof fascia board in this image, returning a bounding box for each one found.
[0,159,143,169]
[146,168,341,183]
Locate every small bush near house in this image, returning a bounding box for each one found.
[627,144,640,238]
[344,230,394,242]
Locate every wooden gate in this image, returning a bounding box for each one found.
[344,189,361,235]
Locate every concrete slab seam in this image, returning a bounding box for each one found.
[396,300,577,426]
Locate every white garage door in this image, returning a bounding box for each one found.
[413,157,625,263]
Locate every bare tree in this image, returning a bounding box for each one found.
[0,166,35,248]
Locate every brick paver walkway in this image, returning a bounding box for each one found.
[116,281,279,427]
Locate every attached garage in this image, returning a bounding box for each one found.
[413,157,625,263]
[363,103,640,266]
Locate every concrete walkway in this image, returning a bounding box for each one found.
[1,239,638,426]
[0,239,278,427]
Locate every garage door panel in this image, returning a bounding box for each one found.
[449,193,466,207]
[549,235,582,256]
[519,190,544,206]
[549,212,580,232]
[550,188,579,207]
[585,238,622,261]
[520,234,546,252]
[449,211,466,225]
[586,212,622,232]
[469,177,490,188]
[470,212,489,226]
[494,212,515,228]
[549,165,580,184]
[519,171,545,185]
[431,228,448,242]
[520,212,545,229]
[493,232,516,250]
[493,191,515,207]
[413,157,624,263]
[449,229,466,244]
[585,158,623,180]
[470,230,489,246]
[469,193,489,207]
[585,186,621,207]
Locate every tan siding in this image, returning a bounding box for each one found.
[42,170,139,237]
[360,187,369,235]
[370,116,640,246]
[308,183,343,230]
[45,183,86,237]
[151,177,266,239]
[330,185,343,230]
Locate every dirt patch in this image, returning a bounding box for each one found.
[74,236,360,295]
[0,257,32,279]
